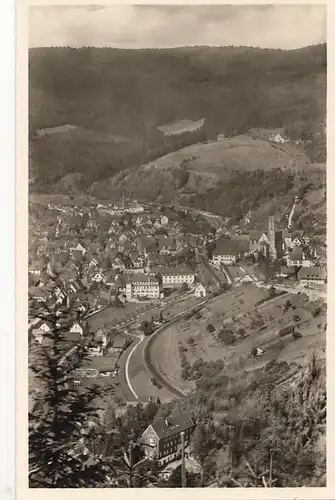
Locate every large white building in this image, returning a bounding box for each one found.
[152,267,195,288]
[125,275,161,300]
[210,239,238,266]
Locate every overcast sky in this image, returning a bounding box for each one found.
[29,5,326,50]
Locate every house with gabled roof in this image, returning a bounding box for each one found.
[29,318,52,344]
[70,321,84,339]
[141,411,195,466]
[286,247,313,268]
[90,270,106,284]
[297,266,327,285]
[28,286,48,303]
[211,239,239,265]
[73,243,86,255]
[194,283,207,298]
[88,257,99,269]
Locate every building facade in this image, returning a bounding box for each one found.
[194,283,207,298]
[125,275,161,300]
[297,267,327,285]
[211,252,236,265]
[210,238,247,266]
[153,268,195,288]
[141,412,195,466]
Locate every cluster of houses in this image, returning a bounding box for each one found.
[29,201,203,314]
[29,310,129,382]
[28,201,211,379]
[207,216,327,286]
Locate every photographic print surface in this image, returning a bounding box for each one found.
[28,5,327,488]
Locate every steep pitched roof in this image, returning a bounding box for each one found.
[151,266,194,276]
[249,231,264,242]
[150,412,195,440]
[213,238,245,256]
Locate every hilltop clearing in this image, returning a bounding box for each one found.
[132,134,310,176]
[89,135,326,237]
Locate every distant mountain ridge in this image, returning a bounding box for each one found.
[29,44,326,191]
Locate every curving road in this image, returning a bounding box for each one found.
[141,300,208,399]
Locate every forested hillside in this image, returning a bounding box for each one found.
[29,44,326,190]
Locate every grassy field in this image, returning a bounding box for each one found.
[149,286,267,389]
[161,296,202,319]
[140,135,309,179]
[149,284,326,390]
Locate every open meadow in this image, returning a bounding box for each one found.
[148,284,326,391]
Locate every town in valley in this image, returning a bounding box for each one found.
[28,4,327,489]
[29,187,327,486]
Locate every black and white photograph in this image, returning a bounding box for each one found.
[27,4,327,489]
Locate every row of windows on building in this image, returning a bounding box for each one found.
[162,275,194,282]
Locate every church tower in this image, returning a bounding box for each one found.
[268,216,277,261]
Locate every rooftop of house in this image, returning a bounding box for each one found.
[63,331,82,343]
[213,238,244,256]
[297,266,327,280]
[148,411,195,440]
[249,230,266,242]
[28,286,48,299]
[158,235,175,246]
[151,266,194,276]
